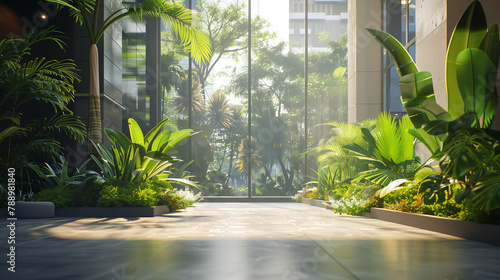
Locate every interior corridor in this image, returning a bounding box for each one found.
[1,203,499,280]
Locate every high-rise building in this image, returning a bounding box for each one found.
[289,0,347,51]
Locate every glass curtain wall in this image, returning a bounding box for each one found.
[161,0,347,197]
[382,0,416,116]
[122,3,149,127]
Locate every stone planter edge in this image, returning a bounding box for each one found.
[54,205,171,217]
[301,198,328,208]
[368,207,500,246]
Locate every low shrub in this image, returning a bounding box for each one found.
[37,185,75,207]
[97,180,161,207]
[328,196,372,216]
[382,182,499,224]
[158,188,202,211]
[330,183,379,200]
[303,189,319,199]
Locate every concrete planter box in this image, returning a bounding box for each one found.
[55,205,170,217]
[302,198,328,208]
[369,208,500,246]
[15,201,55,218]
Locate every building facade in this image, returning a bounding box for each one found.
[289,0,347,51]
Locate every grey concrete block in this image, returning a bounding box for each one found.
[16,201,55,219]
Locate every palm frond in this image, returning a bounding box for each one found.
[42,113,87,142]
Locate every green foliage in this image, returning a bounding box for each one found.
[313,119,375,191]
[36,178,103,207]
[92,118,198,188]
[37,185,74,207]
[39,156,101,188]
[382,182,497,224]
[0,28,85,197]
[48,0,211,64]
[367,1,500,213]
[329,183,379,201]
[97,180,162,207]
[304,189,319,199]
[158,188,202,212]
[343,113,420,186]
[328,196,372,216]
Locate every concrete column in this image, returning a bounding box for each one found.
[347,0,382,123]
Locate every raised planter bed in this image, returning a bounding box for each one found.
[301,198,328,208]
[369,208,500,246]
[54,205,170,217]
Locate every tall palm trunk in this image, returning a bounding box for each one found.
[88,44,102,145]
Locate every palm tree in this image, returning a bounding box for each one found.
[206,90,232,129]
[172,78,205,122]
[236,136,262,177]
[47,0,212,145]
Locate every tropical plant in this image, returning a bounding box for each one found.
[92,117,198,189]
[0,28,85,197]
[314,119,375,185]
[343,113,420,186]
[47,0,212,145]
[39,155,101,188]
[367,1,500,213]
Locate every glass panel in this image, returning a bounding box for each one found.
[408,43,416,61]
[122,16,148,125]
[388,66,405,113]
[249,0,303,196]
[162,0,250,196]
[307,0,348,195]
[401,0,407,45]
[408,0,416,42]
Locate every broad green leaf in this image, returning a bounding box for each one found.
[399,72,451,129]
[151,130,172,152]
[160,129,193,155]
[414,167,437,183]
[408,128,440,155]
[128,118,145,145]
[365,28,418,76]
[472,174,500,213]
[104,128,132,151]
[479,24,500,69]
[446,1,488,119]
[456,48,497,126]
[378,179,409,198]
[455,186,471,204]
[144,117,170,150]
[423,120,450,136]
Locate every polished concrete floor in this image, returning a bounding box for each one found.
[1,203,500,280]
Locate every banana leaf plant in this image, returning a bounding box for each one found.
[92,118,199,189]
[367,0,500,213]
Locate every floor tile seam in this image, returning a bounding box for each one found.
[15,235,53,246]
[308,238,362,280]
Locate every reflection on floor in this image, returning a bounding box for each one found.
[1,203,499,279]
